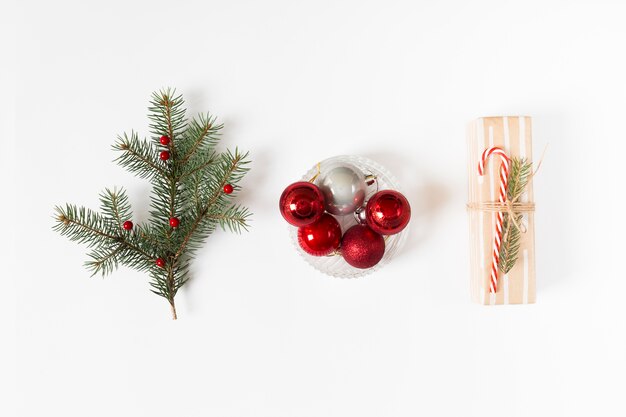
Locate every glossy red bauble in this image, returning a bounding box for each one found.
[365,190,411,235]
[155,258,166,268]
[297,213,341,256]
[169,217,180,228]
[279,181,326,227]
[122,220,133,231]
[159,150,171,161]
[223,184,234,194]
[340,225,385,269]
[160,135,171,146]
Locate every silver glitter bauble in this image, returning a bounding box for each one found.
[317,163,367,215]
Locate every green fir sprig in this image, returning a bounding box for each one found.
[498,157,532,274]
[53,89,252,319]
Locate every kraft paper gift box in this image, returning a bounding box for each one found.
[467,116,536,305]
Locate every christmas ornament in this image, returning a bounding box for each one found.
[53,88,252,319]
[340,225,385,269]
[279,182,325,227]
[366,190,411,235]
[281,155,409,278]
[223,184,234,194]
[317,162,367,215]
[297,213,341,256]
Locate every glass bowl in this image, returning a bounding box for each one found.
[289,155,409,278]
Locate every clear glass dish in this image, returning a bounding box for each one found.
[289,155,409,278]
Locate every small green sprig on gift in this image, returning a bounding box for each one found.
[498,157,533,274]
[53,89,251,319]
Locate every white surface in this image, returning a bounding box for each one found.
[7,1,626,416]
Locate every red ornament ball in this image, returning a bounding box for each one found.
[365,190,411,235]
[279,182,326,227]
[169,217,180,228]
[155,258,166,268]
[223,184,234,194]
[297,213,341,256]
[122,220,133,231]
[340,225,385,269]
[160,135,171,146]
[159,150,171,161]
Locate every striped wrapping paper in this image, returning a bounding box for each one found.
[467,116,536,305]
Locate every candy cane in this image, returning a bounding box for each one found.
[478,147,510,293]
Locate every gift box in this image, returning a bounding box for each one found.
[467,116,536,305]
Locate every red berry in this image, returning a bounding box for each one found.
[155,258,165,268]
[159,151,170,161]
[160,135,171,146]
[122,220,133,231]
[169,217,180,228]
[223,184,234,194]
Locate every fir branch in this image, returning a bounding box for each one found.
[498,157,533,273]
[207,205,251,233]
[148,89,186,154]
[53,204,120,248]
[179,148,218,181]
[178,113,222,164]
[113,132,166,179]
[507,158,532,202]
[53,88,251,319]
[173,149,250,259]
[53,205,154,271]
[99,187,132,229]
[85,243,126,277]
[498,213,523,274]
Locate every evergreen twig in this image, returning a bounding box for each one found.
[498,157,532,274]
[53,89,252,319]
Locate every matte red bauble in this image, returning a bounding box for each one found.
[365,190,411,235]
[279,181,326,227]
[340,225,385,269]
[297,213,341,256]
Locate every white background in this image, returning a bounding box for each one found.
[4,0,626,416]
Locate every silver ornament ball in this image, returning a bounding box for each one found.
[317,163,367,215]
